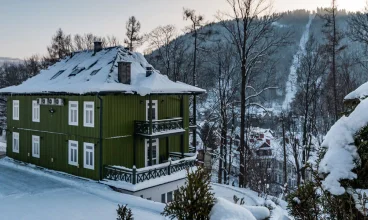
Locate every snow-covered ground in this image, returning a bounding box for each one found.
[212,183,291,220]
[0,157,165,220]
[282,14,315,110]
[0,156,291,219]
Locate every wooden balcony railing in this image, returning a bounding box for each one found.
[134,117,184,137]
[189,116,196,129]
[104,156,196,184]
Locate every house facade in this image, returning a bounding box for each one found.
[0,43,205,202]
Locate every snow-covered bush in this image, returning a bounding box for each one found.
[161,168,215,219]
[116,204,133,220]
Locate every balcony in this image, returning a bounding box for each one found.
[134,117,185,138]
[103,154,197,185]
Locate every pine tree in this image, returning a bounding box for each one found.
[116,204,133,220]
[161,168,216,220]
[124,16,143,51]
[46,28,73,64]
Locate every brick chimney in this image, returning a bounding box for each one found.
[118,61,132,84]
[94,41,102,54]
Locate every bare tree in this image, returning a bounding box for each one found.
[320,0,346,121]
[146,25,177,77]
[47,28,73,64]
[183,8,206,152]
[124,16,143,51]
[217,0,291,187]
[208,43,239,184]
[291,36,327,182]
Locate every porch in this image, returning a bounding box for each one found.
[103,153,196,185]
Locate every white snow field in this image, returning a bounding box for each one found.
[212,183,290,220]
[282,14,315,110]
[0,157,165,220]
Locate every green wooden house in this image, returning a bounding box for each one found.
[0,43,205,184]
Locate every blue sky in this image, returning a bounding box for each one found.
[0,0,365,58]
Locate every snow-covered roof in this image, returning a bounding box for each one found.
[345,81,368,101]
[0,46,205,96]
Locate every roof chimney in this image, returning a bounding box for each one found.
[146,66,153,77]
[118,61,131,84]
[94,41,102,54]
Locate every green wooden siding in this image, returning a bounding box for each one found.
[6,94,190,179]
[102,95,189,169]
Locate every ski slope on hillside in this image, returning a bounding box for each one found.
[282,14,315,110]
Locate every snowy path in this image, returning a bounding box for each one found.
[0,158,165,220]
[282,14,315,110]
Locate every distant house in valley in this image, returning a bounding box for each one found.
[0,42,205,202]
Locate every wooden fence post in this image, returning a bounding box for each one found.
[168,157,172,175]
[132,166,136,184]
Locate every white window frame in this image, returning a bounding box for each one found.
[12,132,19,153]
[32,100,40,122]
[68,101,78,126]
[83,102,94,127]
[68,140,78,166]
[83,142,94,170]
[145,138,159,167]
[32,135,40,158]
[146,100,158,121]
[13,100,19,120]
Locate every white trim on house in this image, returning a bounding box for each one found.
[145,138,159,167]
[32,135,40,158]
[13,100,19,120]
[68,140,78,166]
[83,102,94,127]
[68,101,78,126]
[83,142,94,170]
[32,100,40,122]
[12,132,19,153]
[146,100,158,121]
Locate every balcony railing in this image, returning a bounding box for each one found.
[104,156,197,184]
[189,116,196,129]
[134,117,184,137]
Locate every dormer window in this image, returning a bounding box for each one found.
[50,70,65,80]
[68,67,85,77]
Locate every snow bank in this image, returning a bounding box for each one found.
[319,98,368,195]
[211,183,290,220]
[210,197,256,220]
[345,81,368,100]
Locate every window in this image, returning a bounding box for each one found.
[32,100,40,122]
[13,100,19,120]
[145,139,159,167]
[83,102,94,127]
[50,70,65,80]
[83,142,94,170]
[146,100,158,121]
[69,101,78,126]
[161,193,166,203]
[68,140,78,166]
[167,191,173,203]
[32,135,40,158]
[12,132,19,153]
